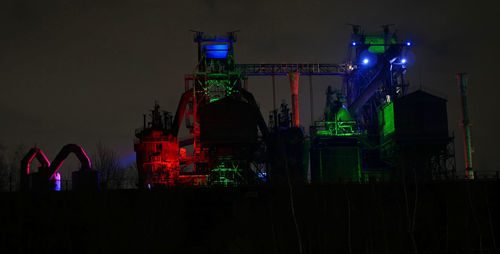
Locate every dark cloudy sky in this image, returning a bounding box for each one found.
[1,0,498,175]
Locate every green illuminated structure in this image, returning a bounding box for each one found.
[318,93,359,137]
[364,36,397,53]
[315,120,359,137]
[378,102,395,137]
[200,78,239,103]
[310,86,361,183]
[194,70,242,103]
[209,161,243,187]
[309,137,361,183]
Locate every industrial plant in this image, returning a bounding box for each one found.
[132,27,460,189]
[18,27,471,190]
[7,27,500,254]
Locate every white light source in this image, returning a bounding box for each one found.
[352,41,356,46]
[406,41,411,46]
[401,58,407,64]
[362,58,369,64]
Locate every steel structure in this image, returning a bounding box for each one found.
[20,144,97,191]
[342,25,410,133]
[172,31,268,186]
[236,63,347,76]
[457,73,474,180]
[134,28,457,187]
[185,28,409,136]
[135,103,182,188]
[236,26,409,135]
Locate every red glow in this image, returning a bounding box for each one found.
[178,175,208,186]
[289,72,300,127]
[23,148,50,175]
[135,130,180,187]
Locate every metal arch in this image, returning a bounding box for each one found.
[48,144,92,180]
[21,144,92,189]
[21,148,51,175]
[20,148,51,190]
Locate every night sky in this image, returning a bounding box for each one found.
[1,0,498,176]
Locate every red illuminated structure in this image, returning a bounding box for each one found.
[135,103,182,188]
[134,32,268,188]
[288,72,300,127]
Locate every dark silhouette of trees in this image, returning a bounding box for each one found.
[92,142,124,189]
[0,145,9,191]
[122,162,138,189]
[0,144,24,191]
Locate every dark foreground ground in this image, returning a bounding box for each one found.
[0,181,499,254]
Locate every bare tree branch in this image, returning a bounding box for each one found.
[92,142,123,190]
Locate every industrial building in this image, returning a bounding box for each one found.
[134,27,457,188]
[18,27,460,191]
[12,28,499,254]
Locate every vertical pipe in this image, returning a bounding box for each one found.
[193,78,199,158]
[185,75,191,92]
[309,75,314,124]
[457,73,474,180]
[197,40,201,63]
[272,75,278,130]
[272,75,277,112]
[164,112,168,130]
[289,72,300,127]
[244,78,248,90]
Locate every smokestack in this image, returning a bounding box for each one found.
[288,72,300,127]
[457,73,474,180]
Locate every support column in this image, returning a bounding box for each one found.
[288,72,300,127]
[457,73,474,180]
[243,78,248,90]
[272,75,277,112]
[309,75,314,124]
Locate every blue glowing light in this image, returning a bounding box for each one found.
[54,172,61,191]
[401,58,407,64]
[359,50,377,67]
[204,44,229,50]
[258,172,267,182]
[352,41,356,46]
[120,153,136,167]
[204,44,229,59]
[406,41,411,46]
[206,51,228,58]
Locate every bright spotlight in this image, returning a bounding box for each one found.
[352,41,356,46]
[401,58,407,64]
[406,41,411,47]
[362,58,369,64]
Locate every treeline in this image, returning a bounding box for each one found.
[92,142,138,190]
[0,144,24,191]
[0,142,138,191]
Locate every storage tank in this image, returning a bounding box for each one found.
[393,90,448,140]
